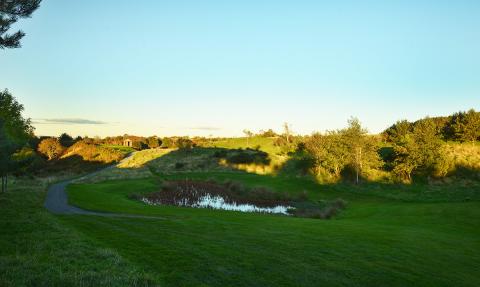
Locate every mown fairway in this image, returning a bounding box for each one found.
[62,172,480,286]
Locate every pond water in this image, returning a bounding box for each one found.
[142,194,292,215]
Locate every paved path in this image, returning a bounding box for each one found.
[44,153,165,219]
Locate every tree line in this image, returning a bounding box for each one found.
[1,88,479,191]
[383,109,480,143]
[299,112,479,183]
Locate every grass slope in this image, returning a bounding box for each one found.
[209,136,281,155]
[65,173,480,286]
[0,177,160,287]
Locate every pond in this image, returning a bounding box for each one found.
[140,180,293,215]
[142,194,292,214]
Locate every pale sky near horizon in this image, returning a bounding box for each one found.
[1,0,479,137]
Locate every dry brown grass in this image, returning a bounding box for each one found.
[62,141,124,163]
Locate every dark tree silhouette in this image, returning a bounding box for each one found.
[59,132,74,147]
[0,0,41,49]
[0,89,34,192]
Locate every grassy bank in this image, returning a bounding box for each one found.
[0,177,160,287]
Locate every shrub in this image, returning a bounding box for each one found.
[297,190,309,201]
[222,180,248,195]
[58,133,75,147]
[212,149,228,158]
[132,140,147,150]
[37,138,65,160]
[11,147,44,175]
[161,137,175,148]
[176,138,194,150]
[225,149,270,165]
[291,198,347,219]
[331,198,347,210]
[175,162,185,169]
[146,136,161,149]
[259,129,277,137]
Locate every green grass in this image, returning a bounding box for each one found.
[207,136,287,170]
[0,176,160,286]
[208,136,281,155]
[65,172,480,286]
[101,144,136,154]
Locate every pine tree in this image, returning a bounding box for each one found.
[1,0,41,49]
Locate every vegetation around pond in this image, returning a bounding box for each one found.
[130,178,347,218]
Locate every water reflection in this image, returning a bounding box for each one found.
[142,194,292,215]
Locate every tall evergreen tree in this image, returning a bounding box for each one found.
[0,0,41,49]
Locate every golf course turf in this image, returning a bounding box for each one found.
[62,172,480,286]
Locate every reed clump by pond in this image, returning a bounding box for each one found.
[141,179,292,214]
[136,179,347,218]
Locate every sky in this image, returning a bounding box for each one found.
[1,0,479,137]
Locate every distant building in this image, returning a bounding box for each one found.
[123,138,133,147]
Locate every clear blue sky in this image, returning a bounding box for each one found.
[1,0,479,137]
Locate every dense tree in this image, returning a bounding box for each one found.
[37,138,64,160]
[161,137,175,148]
[304,131,348,178]
[0,0,41,49]
[131,140,147,150]
[304,118,381,183]
[342,118,381,184]
[0,90,33,143]
[0,90,34,191]
[451,109,480,142]
[59,132,74,147]
[384,120,412,142]
[82,137,94,144]
[392,118,446,181]
[146,136,161,149]
[259,129,277,137]
[176,137,194,150]
[0,120,14,192]
[383,109,480,143]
